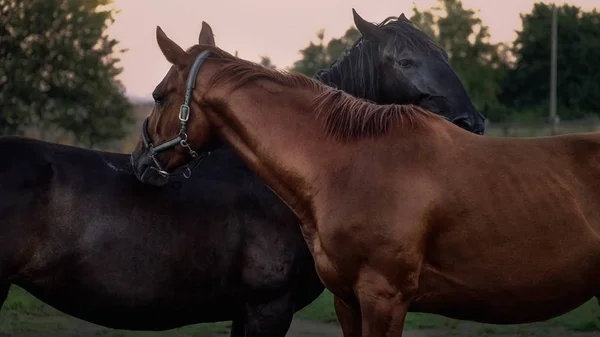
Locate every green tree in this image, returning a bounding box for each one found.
[411,0,510,121]
[499,3,600,120]
[290,27,360,77]
[0,0,132,148]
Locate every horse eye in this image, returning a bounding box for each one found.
[152,93,164,106]
[398,59,412,68]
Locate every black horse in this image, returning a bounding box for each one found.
[0,12,483,337]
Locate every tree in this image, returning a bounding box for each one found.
[499,3,600,120]
[259,56,276,69]
[411,0,510,121]
[290,27,360,77]
[0,0,133,148]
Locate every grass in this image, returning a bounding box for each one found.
[297,290,600,335]
[0,286,230,337]
[0,286,599,336]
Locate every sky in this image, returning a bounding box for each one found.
[105,0,598,100]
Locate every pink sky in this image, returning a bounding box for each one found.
[106,0,597,99]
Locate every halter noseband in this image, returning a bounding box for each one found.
[140,50,213,179]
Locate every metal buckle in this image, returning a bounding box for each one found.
[179,104,190,122]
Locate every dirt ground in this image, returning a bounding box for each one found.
[225,319,600,337]
[1,316,599,337]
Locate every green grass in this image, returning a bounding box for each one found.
[0,286,599,336]
[0,286,229,336]
[296,290,600,334]
[295,289,340,324]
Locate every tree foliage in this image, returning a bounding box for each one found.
[259,56,276,69]
[499,3,600,120]
[0,0,132,148]
[290,27,360,77]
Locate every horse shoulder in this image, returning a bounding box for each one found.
[312,174,437,296]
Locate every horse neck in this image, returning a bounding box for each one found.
[204,80,347,225]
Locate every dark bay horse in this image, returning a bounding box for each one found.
[132,27,600,337]
[315,10,485,133]
[3,13,482,337]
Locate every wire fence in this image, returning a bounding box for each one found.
[485,118,600,138]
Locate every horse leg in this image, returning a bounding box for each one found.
[0,283,10,314]
[334,295,362,337]
[356,273,411,337]
[244,291,294,337]
[230,318,245,337]
[359,293,408,337]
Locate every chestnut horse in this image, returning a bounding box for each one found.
[0,13,484,337]
[132,25,600,337]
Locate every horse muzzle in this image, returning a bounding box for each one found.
[130,147,170,187]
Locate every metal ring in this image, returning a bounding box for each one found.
[183,167,192,179]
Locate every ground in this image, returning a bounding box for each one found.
[0,287,598,337]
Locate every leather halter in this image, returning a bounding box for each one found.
[139,50,213,179]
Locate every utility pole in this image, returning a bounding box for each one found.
[550,4,558,135]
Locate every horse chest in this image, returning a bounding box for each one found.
[311,218,421,296]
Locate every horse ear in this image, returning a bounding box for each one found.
[156,26,190,68]
[399,13,409,22]
[198,21,215,46]
[352,8,389,42]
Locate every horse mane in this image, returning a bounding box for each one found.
[195,45,321,93]
[312,89,438,141]
[190,45,441,142]
[313,35,380,101]
[314,15,448,102]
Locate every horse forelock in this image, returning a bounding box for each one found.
[382,19,449,60]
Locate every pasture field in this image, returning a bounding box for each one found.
[0,286,598,337]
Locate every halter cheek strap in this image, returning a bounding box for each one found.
[140,50,213,179]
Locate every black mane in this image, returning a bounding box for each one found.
[314,38,381,102]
